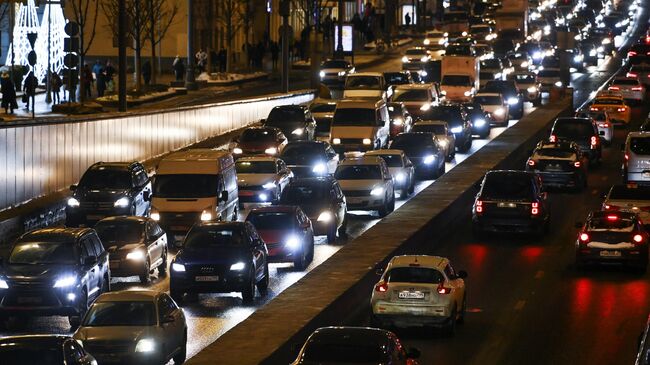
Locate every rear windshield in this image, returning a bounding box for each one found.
[445,45,472,55]
[310,103,336,113]
[481,173,534,200]
[386,267,444,284]
[236,161,277,174]
[302,342,386,363]
[335,165,382,180]
[247,212,295,230]
[609,185,650,200]
[413,124,446,135]
[393,89,429,102]
[442,75,472,86]
[281,184,328,204]
[95,221,144,245]
[266,107,303,124]
[588,217,635,231]
[240,129,276,143]
[474,95,501,105]
[346,76,381,89]
[553,120,594,138]
[184,227,244,249]
[83,301,156,326]
[154,174,219,198]
[536,148,576,158]
[333,108,377,126]
[79,168,131,190]
[630,137,650,155]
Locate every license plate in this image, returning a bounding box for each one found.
[600,250,622,257]
[17,296,42,304]
[87,214,104,220]
[171,226,188,231]
[239,191,255,196]
[546,164,562,171]
[497,202,517,208]
[398,291,425,299]
[195,276,219,282]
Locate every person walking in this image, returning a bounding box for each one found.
[1,72,17,114]
[23,71,37,110]
[405,12,411,27]
[96,68,106,97]
[173,55,185,81]
[142,60,152,86]
[104,60,116,93]
[50,71,62,104]
[82,64,92,98]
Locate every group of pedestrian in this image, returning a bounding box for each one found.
[243,42,267,69]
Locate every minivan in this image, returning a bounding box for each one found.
[330,99,390,154]
[150,149,239,243]
[623,132,650,184]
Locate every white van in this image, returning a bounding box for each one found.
[151,149,239,242]
[330,99,390,154]
[623,132,650,184]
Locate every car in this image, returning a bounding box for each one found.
[66,161,152,227]
[507,53,533,71]
[480,58,509,78]
[278,176,347,243]
[608,76,646,104]
[401,47,432,72]
[235,157,293,204]
[492,38,516,58]
[291,327,420,365]
[170,221,269,304]
[470,23,496,41]
[525,140,588,190]
[575,109,614,145]
[319,59,355,87]
[473,92,508,126]
[472,170,550,236]
[0,335,97,365]
[73,290,187,365]
[0,228,110,328]
[540,55,560,70]
[343,72,388,100]
[387,102,414,137]
[482,80,524,119]
[231,126,288,158]
[444,43,476,57]
[245,205,314,270]
[383,71,414,87]
[627,63,650,87]
[371,255,467,334]
[309,99,337,141]
[411,120,457,161]
[462,100,491,138]
[391,83,439,119]
[509,71,542,106]
[390,132,446,179]
[590,95,631,124]
[334,156,395,216]
[428,104,473,152]
[424,30,448,47]
[480,70,502,88]
[623,132,650,184]
[549,117,602,165]
[537,68,563,92]
[94,216,168,283]
[279,141,339,177]
[262,105,316,141]
[603,184,650,225]
[627,44,650,64]
[575,211,648,272]
[366,149,416,197]
[330,99,391,153]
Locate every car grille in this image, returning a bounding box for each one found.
[79,201,115,210]
[2,286,61,307]
[159,212,201,226]
[85,339,133,355]
[343,190,372,197]
[186,264,229,276]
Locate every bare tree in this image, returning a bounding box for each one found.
[68,0,100,103]
[241,0,255,50]
[148,0,178,84]
[0,3,10,53]
[215,0,245,73]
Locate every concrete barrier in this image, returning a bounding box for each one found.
[187,97,573,365]
[0,90,314,213]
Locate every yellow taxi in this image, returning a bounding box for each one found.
[590,92,631,124]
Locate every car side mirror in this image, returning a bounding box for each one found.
[457,270,468,279]
[407,347,421,359]
[161,314,175,324]
[219,191,229,202]
[574,221,584,229]
[84,256,97,266]
[143,191,151,201]
[70,184,77,191]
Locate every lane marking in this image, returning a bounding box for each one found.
[535,270,544,279]
[514,300,526,311]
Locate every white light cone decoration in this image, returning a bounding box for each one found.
[5,0,40,80]
[34,3,67,82]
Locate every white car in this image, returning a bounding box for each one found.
[371,255,467,335]
[344,72,388,100]
[401,47,432,72]
[309,98,337,142]
[603,184,650,225]
[473,92,509,125]
[411,120,456,161]
[334,156,395,217]
[623,132,650,184]
[510,71,542,106]
[608,76,646,104]
[73,290,187,365]
[391,83,439,119]
[319,59,355,88]
[537,68,563,92]
[236,157,293,204]
[366,149,416,198]
[576,109,614,145]
[423,30,447,47]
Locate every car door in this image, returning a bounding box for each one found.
[325,145,339,174]
[88,233,109,287]
[79,237,100,298]
[158,294,184,358]
[146,221,164,266]
[247,223,266,282]
[332,182,347,226]
[133,167,151,216]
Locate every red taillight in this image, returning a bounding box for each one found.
[591,136,598,146]
[625,153,629,161]
[531,202,539,216]
[628,73,638,78]
[590,107,599,111]
[574,161,581,168]
[617,107,627,112]
[629,51,638,57]
[476,200,483,213]
[549,134,557,142]
[606,214,619,221]
[646,36,650,43]
[528,159,536,167]
[608,86,620,90]
[375,282,388,292]
[632,87,644,91]
[579,232,590,242]
[437,284,452,294]
[633,234,644,244]
[598,123,610,128]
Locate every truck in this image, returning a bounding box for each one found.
[440,55,480,102]
[495,0,528,41]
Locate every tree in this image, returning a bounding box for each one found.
[69,0,100,103]
[215,0,245,72]
[147,0,178,84]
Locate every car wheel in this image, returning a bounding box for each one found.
[442,306,457,336]
[294,246,308,270]
[257,263,269,294]
[378,197,391,217]
[327,223,337,243]
[242,269,256,304]
[408,178,415,194]
[101,275,110,294]
[159,249,168,276]
[173,331,187,364]
[139,258,151,284]
[338,216,348,239]
[69,288,88,330]
[401,185,409,197]
[307,236,315,262]
[437,161,446,177]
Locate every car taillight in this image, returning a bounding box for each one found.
[531,202,539,216]
[528,159,536,167]
[579,232,590,242]
[549,134,557,142]
[629,51,638,57]
[375,282,388,292]
[590,107,599,111]
[591,136,598,147]
[625,153,629,161]
[437,283,452,294]
[608,86,620,90]
[633,234,644,244]
[476,200,483,214]
[606,214,619,221]
[598,123,609,128]
[628,73,638,78]
[632,87,644,91]
[617,107,626,112]
[574,161,581,168]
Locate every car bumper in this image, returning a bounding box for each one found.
[473,216,546,233]
[576,247,648,265]
[170,273,249,294]
[65,206,133,226]
[267,243,300,262]
[346,195,387,211]
[372,303,451,326]
[0,287,83,317]
[536,171,583,188]
[82,348,163,365]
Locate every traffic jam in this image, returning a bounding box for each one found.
[2,0,650,363]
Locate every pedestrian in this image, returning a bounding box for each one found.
[173,55,185,81]
[405,12,411,27]
[92,60,102,80]
[82,64,92,98]
[256,41,265,69]
[210,49,218,72]
[104,60,116,93]
[142,60,152,86]
[96,69,106,97]
[323,14,332,40]
[195,48,207,72]
[50,71,62,104]
[1,72,17,114]
[23,71,37,110]
[270,41,279,70]
[218,48,227,72]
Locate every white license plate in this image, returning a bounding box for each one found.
[195,276,219,282]
[398,291,425,299]
[17,297,42,304]
[497,202,517,208]
[600,250,622,257]
[87,214,104,220]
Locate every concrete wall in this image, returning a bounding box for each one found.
[0,90,314,212]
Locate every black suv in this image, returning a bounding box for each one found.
[0,228,110,328]
[526,140,588,191]
[263,105,316,141]
[0,335,97,365]
[170,222,269,304]
[483,80,524,119]
[66,162,152,227]
[472,170,550,236]
[278,176,347,243]
[427,104,473,152]
[549,117,602,165]
[462,101,491,138]
[390,132,446,179]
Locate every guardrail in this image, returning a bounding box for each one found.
[0,90,315,212]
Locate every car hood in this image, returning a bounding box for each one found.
[176,246,248,265]
[330,126,378,139]
[3,264,76,282]
[338,180,383,191]
[238,141,276,152]
[257,230,292,245]
[104,242,144,254]
[74,188,130,201]
[74,326,150,344]
[238,174,276,187]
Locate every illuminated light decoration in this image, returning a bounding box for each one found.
[5,0,40,81]
[34,3,67,83]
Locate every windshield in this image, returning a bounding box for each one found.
[538,70,560,77]
[474,95,501,105]
[95,221,144,245]
[302,342,387,363]
[333,108,377,126]
[393,89,429,102]
[247,212,296,230]
[281,145,324,164]
[83,301,156,326]
[9,240,76,265]
[185,227,244,250]
[609,185,650,200]
[310,103,336,113]
[266,107,304,124]
[236,161,277,174]
[386,267,444,283]
[384,73,410,84]
[335,165,382,180]
[374,154,403,167]
[345,76,381,89]
[240,129,276,143]
[445,45,471,55]
[321,60,349,68]
[536,148,576,158]
[481,173,533,200]
[514,74,535,83]
[79,168,131,190]
[429,107,462,122]
[392,135,437,155]
[413,124,446,135]
[405,49,427,56]
[153,174,218,198]
[553,121,594,138]
[630,137,650,155]
[281,184,328,204]
[442,75,472,86]
[0,346,63,365]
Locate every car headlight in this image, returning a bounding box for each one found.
[332,138,341,144]
[114,197,130,208]
[464,90,472,97]
[312,163,327,174]
[597,46,604,53]
[150,211,160,221]
[507,97,519,105]
[291,128,304,136]
[527,86,537,93]
[285,235,301,249]
[126,250,145,261]
[337,71,346,76]
[521,61,529,68]
[370,187,384,196]
[423,155,436,164]
[172,263,186,272]
[440,90,447,96]
[200,210,212,221]
[401,56,409,63]
[474,118,486,127]
[395,173,406,182]
[317,211,333,222]
[602,38,611,44]
[67,197,80,207]
[419,70,428,76]
[230,262,246,271]
[259,193,268,201]
[319,71,325,78]
[0,279,8,289]
[494,108,505,117]
[53,275,77,288]
[423,39,431,45]
[589,49,597,57]
[362,138,372,145]
[544,49,553,56]
[450,126,463,133]
[233,147,243,154]
[533,51,542,60]
[573,55,583,62]
[392,117,404,125]
[264,147,277,155]
[420,56,429,62]
[135,339,155,353]
[554,81,563,87]
[437,139,448,147]
[420,103,431,111]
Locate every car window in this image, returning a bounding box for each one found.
[444,264,456,279]
[82,238,97,258]
[134,169,149,187]
[89,234,104,255]
[386,267,444,284]
[158,295,176,321]
[630,137,650,155]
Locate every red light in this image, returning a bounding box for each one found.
[375,282,388,292]
[437,284,452,294]
[629,51,638,57]
[476,200,483,213]
[549,134,557,142]
[598,123,609,128]
[632,87,644,91]
[591,136,598,146]
[574,161,581,168]
[608,86,620,90]
[646,37,650,43]
[625,153,629,161]
[628,73,638,77]
[617,107,626,112]
[634,234,644,243]
[590,107,599,111]
[606,215,619,221]
[531,202,539,216]
[528,159,536,167]
[579,233,590,242]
